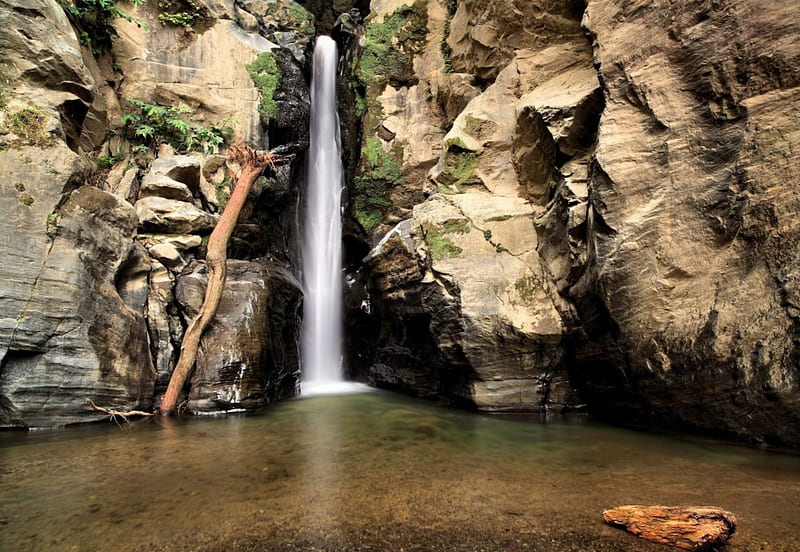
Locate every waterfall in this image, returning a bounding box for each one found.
[300,36,354,396]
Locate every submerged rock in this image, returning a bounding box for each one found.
[603,505,737,551]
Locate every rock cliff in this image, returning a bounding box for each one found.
[350,0,800,446]
[1,0,798,447]
[0,0,313,427]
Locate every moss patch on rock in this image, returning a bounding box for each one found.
[354,137,403,232]
[247,52,281,125]
[0,104,53,148]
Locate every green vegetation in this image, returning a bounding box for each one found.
[157,0,214,29]
[440,220,471,235]
[18,192,35,206]
[46,212,60,239]
[514,275,539,303]
[214,175,232,210]
[60,0,148,55]
[246,53,281,125]
[0,62,11,108]
[359,2,427,87]
[120,98,234,154]
[1,105,53,147]
[353,137,402,232]
[447,150,481,189]
[425,226,463,260]
[266,1,314,35]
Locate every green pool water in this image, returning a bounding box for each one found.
[1,390,799,551]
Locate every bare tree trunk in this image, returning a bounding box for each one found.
[159,144,283,415]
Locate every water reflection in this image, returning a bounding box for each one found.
[1,390,799,551]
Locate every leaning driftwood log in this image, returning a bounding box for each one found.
[603,505,737,551]
[158,143,286,415]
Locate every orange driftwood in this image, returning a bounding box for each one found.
[603,505,737,551]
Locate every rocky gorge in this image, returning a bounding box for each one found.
[0,0,798,449]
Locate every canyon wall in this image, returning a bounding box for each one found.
[0,0,314,426]
[351,0,800,446]
[1,0,798,447]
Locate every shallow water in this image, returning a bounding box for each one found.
[1,390,799,551]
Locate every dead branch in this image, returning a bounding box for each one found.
[158,142,289,415]
[86,398,153,426]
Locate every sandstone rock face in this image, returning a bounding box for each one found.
[177,260,302,413]
[0,177,155,428]
[353,0,800,445]
[571,0,800,445]
[603,505,737,551]
[113,15,278,145]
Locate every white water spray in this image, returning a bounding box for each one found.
[301,36,366,396]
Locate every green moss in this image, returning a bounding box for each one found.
[18,192,34,206]
[425,226,462,260]
[514,275,539,303]
[360,2,428,88]
[215,175,232,210]
[246,52,281,125]
[440,220,471,235]
[14,182,25,192]
[354,136,403,232]
[157,0,214,28]
[450,151,481,188]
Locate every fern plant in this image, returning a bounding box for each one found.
[120,99,235,154]
[60,0,148,55]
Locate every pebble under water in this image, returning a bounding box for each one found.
[1,390,799,551]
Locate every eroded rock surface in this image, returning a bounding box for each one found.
[177,260,302,413]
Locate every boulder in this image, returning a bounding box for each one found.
[176,260,302,413]
[603,505,737,551]
[135,196,218,234]
[139,174,194,202]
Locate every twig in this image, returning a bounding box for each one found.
[85,398,153,426]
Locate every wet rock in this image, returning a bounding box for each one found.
[176,260,302,413]
[603,505,737,551]
[146,261,179,389]
[135,196,218,234]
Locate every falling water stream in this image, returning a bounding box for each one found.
[300,36,346,395]
[301,36,367,396]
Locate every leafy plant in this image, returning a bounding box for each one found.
[60,0,148,55]
[120,99,235,154]
[353,137,403,232]
[157,0,213,28]
[246,53,281,124]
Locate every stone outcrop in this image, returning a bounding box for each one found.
[603,505,737,551]
[176,260,302,413]
[0,176,155,428]
[351,0,800,445]
[568,0,800,445]
[0,0,310,428]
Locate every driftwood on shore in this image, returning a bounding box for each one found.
[603,505,737,551]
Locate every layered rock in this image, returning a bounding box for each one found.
[177,260,302,413]
[0,176,155,428]
[571,0,800,445]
